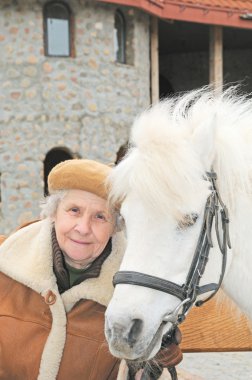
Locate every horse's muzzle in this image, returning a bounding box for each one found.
[105,317,145,358]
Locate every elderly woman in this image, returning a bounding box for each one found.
[0,159,126,380]
[0,159,182,380]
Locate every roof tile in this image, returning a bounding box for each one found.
[166,0,252,12]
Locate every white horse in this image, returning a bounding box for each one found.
[105,87,252,364]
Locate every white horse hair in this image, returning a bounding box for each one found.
[105,86,252,363]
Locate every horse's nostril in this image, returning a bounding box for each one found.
[127,318,143,347]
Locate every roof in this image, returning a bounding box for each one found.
[98,0,252,28]
[176,0,252,12]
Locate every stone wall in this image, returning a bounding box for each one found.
[0,0,151,234]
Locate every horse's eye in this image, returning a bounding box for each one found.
[177,213,198,230]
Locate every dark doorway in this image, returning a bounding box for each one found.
[44,147,73,196]
[159,74,174,99]
[158,19,209,95]
[158,19,252,96]
[115,142,129,165]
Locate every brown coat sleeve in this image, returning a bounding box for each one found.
[107,359,120,379]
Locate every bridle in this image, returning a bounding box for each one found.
[113,170,231,326]
[112,170,231,380]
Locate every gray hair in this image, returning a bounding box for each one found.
[40,190,123,232]
[40,190,68,219]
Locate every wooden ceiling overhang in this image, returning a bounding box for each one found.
[98,0,252,29]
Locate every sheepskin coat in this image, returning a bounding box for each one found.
[0,219,126,380]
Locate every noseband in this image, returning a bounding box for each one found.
[113,170,231,325]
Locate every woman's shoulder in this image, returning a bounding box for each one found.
[0,219,52,253]
[0,219,41,246]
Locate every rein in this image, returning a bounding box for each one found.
[113,171,231,380]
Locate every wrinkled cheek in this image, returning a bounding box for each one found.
[92,242,108,257]
[97,226,114,241]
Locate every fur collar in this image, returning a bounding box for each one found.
[0,219,126,310]
[0,219,126,380]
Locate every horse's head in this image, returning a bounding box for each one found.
[105,88,247,361]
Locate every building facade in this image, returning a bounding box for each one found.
[0,0,150,233]
[1,0,252,234]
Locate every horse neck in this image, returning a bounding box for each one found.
[221,191,252,320]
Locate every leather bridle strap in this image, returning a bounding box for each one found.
[113,171,231,324]
[113,170,231,380]
[113,177,220,312]
[181,193,215,311]
[113,271,186,301]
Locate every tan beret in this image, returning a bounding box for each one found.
[48,159,112,199]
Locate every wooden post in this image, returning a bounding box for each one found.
[209,25,223,95]
[150,16,159,104]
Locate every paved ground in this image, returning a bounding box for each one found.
[177,352,252,380]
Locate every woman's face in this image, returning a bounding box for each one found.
[53,189,115,269]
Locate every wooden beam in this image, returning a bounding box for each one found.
[209,26,223,95]
[98,1,252,30]
[180,290,252,352]
[150,16,159,104]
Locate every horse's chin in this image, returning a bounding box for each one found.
[107,321,172,361]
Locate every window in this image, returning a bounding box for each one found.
[114,10,126,64]
[44,1,71,57]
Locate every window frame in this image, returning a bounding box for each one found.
[114,9,126,64]
[43,1,73,58]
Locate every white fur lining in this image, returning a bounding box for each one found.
[0,219,56,293]
[0,219,126,379]
[38,290,67,380]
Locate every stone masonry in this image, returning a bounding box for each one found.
[0,0,150,234]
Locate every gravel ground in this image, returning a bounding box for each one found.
[177,352,252,380]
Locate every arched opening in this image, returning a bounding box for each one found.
[115,142,129,165]
[44,147,73,196]
[44,1,72,57]
[114,10,126,64]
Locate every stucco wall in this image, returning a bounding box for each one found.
[0,0,150,234]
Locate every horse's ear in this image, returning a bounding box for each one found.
[191,114,216,170]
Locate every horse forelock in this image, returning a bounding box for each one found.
[110,86,252,218]
[109,102,208,219]
[109,151,204,221]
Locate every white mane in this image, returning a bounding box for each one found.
[106,87,252,362]
[109,87,252,219]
